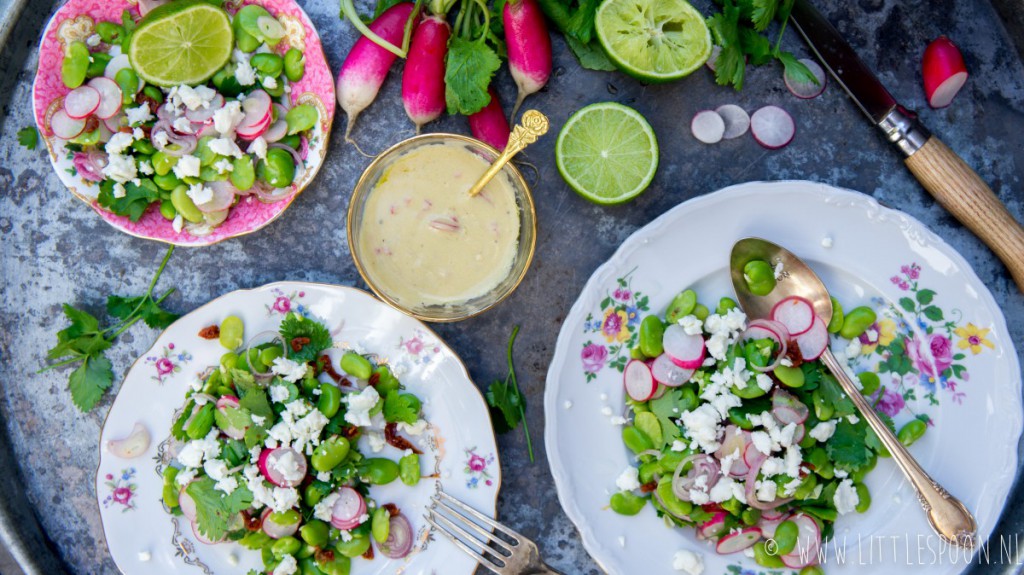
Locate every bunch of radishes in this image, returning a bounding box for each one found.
[337,0,552,151]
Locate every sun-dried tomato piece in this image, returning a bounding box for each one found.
[198,325,220,339]
[384,422,422,454]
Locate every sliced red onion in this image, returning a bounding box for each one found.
[72,151,108,182]
[671,454,721,501]
[377,513,414,559]
[253,180,292,203]
[744,456,794,511]
[741,319,791,372]
[152,121,197,156]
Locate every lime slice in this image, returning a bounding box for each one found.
[595,0,711,83]
[128,0,234,87]
[555,102,659,205]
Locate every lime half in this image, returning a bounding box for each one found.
[556,102,659,205]
[128,0,234,87]
[595,0,711,83]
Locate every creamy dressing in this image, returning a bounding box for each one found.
[359,142,520,307]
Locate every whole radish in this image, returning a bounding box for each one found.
[469,87,510,151]
[402,15,450,132]
[337,2,417,143]
[922,36,968,108]
[503,0,552,121]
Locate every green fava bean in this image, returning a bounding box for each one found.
[399,453,421,486]
[114,68,139,106]
[317,384,342,418]
[186,404,215,439]
[754,541,786,568]
[235,25,262,52]
[741,507,761,526]
[839,306,877,340]
[316,555,351,575]
[371,507,390,543]
[855,482,871,512]
[96,21,126,44]
[272,536,302,557]
[634,411,662,447]
[311,437,350,472]
[159,200,177,220]
[170,185,204,223]
[299,520,329,547]
[284,48,306,81]
[609,491,646,516]
[638,315,665,358]
[260,346,284,367]
[897,419,927,446]
[251,53,284,77]
[665,289,697,323]
[285,104,318,135]
[231,155,256,191]
[279,133,302,150]
[773,520,799,555]
[258,148,296,188]
[360,458,400,484]
[143,85,164,104]
[86,53,111,79]
[655,480,692,518]
[270,509,302,526]
[340,352,373,380]
[622,426,653,455]
[774,364,805,388]
[264,80,286,98]
[162,482,180,509]
[219,315,245,350]
[61,41,90,88]
[800,567,825,575]
[303,481,332,507]
[334,534,371,558]
[153,171,183,191]
[812,389,834,421]
[743,259,777,296]
[857,371,881,396]
[827,296,845,333]
[692,303,710,321]
[152,152,177,176]
[716,297,737,315]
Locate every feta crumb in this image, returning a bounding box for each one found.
[750,431,773,455]
[672,550,704,575]
[834,478,860,515]
[172,116,194,134]
[269,385,290,404]
[609,416,627,426]
[755,373,774,392]
[171,214,184,233]
[677,315,703,335]
[821,236,834,248]
[271,357,308,383]
[615,466,641,491]
[343,386,381,427]
[773,261,785,280]
[262,75,278,89]
[112,183,127,199]
[847,414,860,424]
[365,429,386,452]
[251,414,266,426]
[563,400,573,410]
[313,491,340,522]
[125,102,153,126]
[172,155,200,179]
[138,160,154,175]
[756,480,778,502]
[845,338,862,358]
[105,132,135,156]
[209,137,244,158]
[247,136,268,160]
[809,421,836,442]
[186,183,213,206]
[234,51,257,86]
[779,357,794,367]
[213,100,246,135]
[670,440,687,452]
[272,554,298,575]
[397,419,429,436]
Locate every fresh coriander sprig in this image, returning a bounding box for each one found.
[485,325,534,462]
[39,246,180,412]
[17,127,38,150]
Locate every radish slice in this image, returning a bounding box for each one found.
[331,487,367,530]
[650,383,668,400]
[51,109,87,139]
[376,513,414,559]
[923,36,968,109]
[750,105,795,149]
[624,360,657,402]
[716,104,750,139]
[698,511,729,539]
[780,513,821,568]
[195,181,237,213]
[662,325,706,369]
[262,119,289,143]
[215,394,247,439]
[743,441,768,470]
[178,485,197,520]
[215,395,239,409]
[772,388,809,425]
[771,297,815,337]
[236,114,271,140]
[261,508,300,539]
[104,114,127,133]
[761,509,786,521]
[104,54,133,80]
[716,527,762,553]
[793,423,806,443]
[758,515,785,538]
[691,110,725,144]
[65,86,101,119]
[192,519,224,544]
[237,90,273,140]
[784,58,827,99]
[795,316,828,361]
[651,354,694,387]
[88,77,122,119]
[715,425,751,477]
[106,422,151,459]
[185,94,226,123]
[748,318,791,342]
[258,447,307,487]
[705,45,721,72]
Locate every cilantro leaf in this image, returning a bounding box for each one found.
[648,389,683,445]
[739,27,773,66]
[485,379,524,434]
[278,312,331,362]
[777,50,819,86]
[234,373,274,420]
[97,179,161,222]
[69,355,113,411]
[384,390,420,425]
[826,419,872,471]
[17,127,38,150]
[863,409,896,453]
[565,36,617,72]
[750,0,779,31]
[107,294,180,329]
[818,375,856,418]
[186,478,253,541]
[707,1,746,90]
[444,36,501,115]
[565,0,600,44]
[172,400,195,441]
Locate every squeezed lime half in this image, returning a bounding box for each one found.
[128,0,234,87]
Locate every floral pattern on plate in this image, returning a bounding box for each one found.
[463,447,497,489]
[580,269,650,381]
[101,468,138,512]
[144,343,191,384]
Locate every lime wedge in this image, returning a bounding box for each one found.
[128,0,234,87]
[595,0,711,83]
[555,102,659,205]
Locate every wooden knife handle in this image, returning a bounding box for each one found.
[904,135,1024,292]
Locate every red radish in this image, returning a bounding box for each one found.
[784,58,827,99]
[195,123,219,138]
[258,447,307,488]
[178,485,198,521]
[715,426,751,477]
[87,77,122,119]
[771,297,814,337]
[651,354,694,387]
[104,54,132,80]
[922,36,968,108]
[698,511,729,539]
[469,87,511,150]
[706,45,721,72]
[185,94,226,123]
[215,395,239,409]
[793,423,805,443]
[51,109,87,139]
[780,514,821,568]
[192,519,224,544]
[402,15,450,132]
[216,394,247,440]
[743,441,768,470]
[761,509,786,521]
[237,90,273,140]
[260,508,300,539]
[262,120,289,143]
[758,515,785,538]
[750,105,795,149]
[691,110,725,144]
[662,325,706,369]
[715,527,762,553]
[771,388,809,424]
[337,2,416,143]
[623,360,657,401]
[376,513,415,558]
[330,487,367,530]
[503,0,552,121]
[64,86,101,120]
[795,316,828,361]
[650,383,668,400]
[716,104,750,139]
[103,114,127,133]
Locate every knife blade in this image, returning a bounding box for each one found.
[789,0,1024,293]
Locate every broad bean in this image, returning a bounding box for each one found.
[311,437,350,472]
[609,491,646,516]
[716,297,738,315]
[334,534,371,558]
[284,49,306,81]
[638,315,665,358]
[897,419,927,447]
[774,364,805,388]
[743,259,776,296]
[839,306,876,340]
[340,352,372,380]
[251,53,284,77]
[272,536,301,558]
[299,520,329,547]
[371,507,390,543]
[159,200,177,220]
[317,384,342,418]
[360,458,400,485]
[774,520,799,555]
[399,453,420,486]
[827,296,844,333]
[855,483,871,513]
[621,426,653,455]
[170,185,204,223]
[96,21,126,44]
[665,290,697,323]
[61,41,89,88]
[219,315,244,350]
[285,104,318,135]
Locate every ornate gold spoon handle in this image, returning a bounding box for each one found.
[467,109,549,197]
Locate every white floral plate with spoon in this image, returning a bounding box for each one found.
[545,181,1022,575]
[96,283,500,574]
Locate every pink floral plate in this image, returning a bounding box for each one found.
[33,0,336,246]
[95,283,500,574]
[545,181,1022,575]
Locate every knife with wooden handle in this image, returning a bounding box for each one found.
[790,0,1024,292]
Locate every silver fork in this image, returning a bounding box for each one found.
[424,491,563,575]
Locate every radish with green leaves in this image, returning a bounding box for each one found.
[402,15,451,132]
[468,86,510,150]
[503,0,552,121]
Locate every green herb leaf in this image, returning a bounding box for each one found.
[278,312,331,362]
[186,478,253,541]
[565,0,600,43]
[707,1,746,90]
[750,0,779,31]
[96,179,161,222]
[69,355,113,411]
[777,51,818,86]
[648,389,683,445]
[739,27,772,66]
[826,419,872,471]
[818,376,856,418]
[565,36,617,71]
[107,294,180,329]
[383,390,420,425]
[485,379,523,433]
[17,127,38,150]
[444,36,501,115]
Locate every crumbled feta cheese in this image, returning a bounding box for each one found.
[177,433,221,468]
[86,34,101,47]
[172,214,184,233]
[251,414,266,426]
[755,373,774,392]
[719,449,740,477]
[609,415,627,426]
[821,236,834,249]
[750,431,772,455]
[761,457,786,477]
[262,75,279,89]
[756,480,778,502]
[672,550,704,575]
[213,100,246,135]
[273,554,298,575]
[773,261,785,280]
[365,429,386,452]
[172,155,201,179]
[847,414,860,424]
[111,182,127,198]
[313,491,340,522]
[779,357,794,367]
[670,440,687,452]
[138,160,154,175]
[702,356,716,367]
[564,400,573,410]
[316,471,331,482]
[678,315,703,335]
[269,386,290,405]
[234,51,257,86]
[209,137,244,158]
[215,476,239,495]
[343,386,380,427]
[152,130,170,148]
[105,132,135,155]
[174,85,208,111]
[132,127,145,141]
[175,467,197,486]
[615,466,641,491]
[269,449,306,484]
[172,116,195,134]
[809,421,836,442]
[708,476,735,503]
[845,338,862,358]
[783,445,802,478]
[397,419,429,436]
[186,183,213,206]
[204,459,229,481]
[247,136,268,159]
[679,404,722,453]
[271,357,308,383]
[125,102,153,126]
[834,469,849,479]
[782,477,802,496]
[834,479,859,515]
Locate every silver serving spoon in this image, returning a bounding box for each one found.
[730,237,977,548]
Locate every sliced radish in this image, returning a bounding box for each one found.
[793,423,805,443]
[698,511,729,539]
[761,509,786,521]
[236,114,271,140]
[215,395,239,409]
[743,441,768,470]
[750,105,795,149]
[651,354,694,387]
[771,297,815,337]
[238,90,272,135]
[716,104,750,139]
[716,527,762,553]
[185,94,226,124]
[330,487,367,530]
[258,447,307,488]
[88,77,123,119]
[922,36,968,109]
[748,318,791,343]
[705,45,721,72]
[624,360,657,402]
[104,114,127,133]
[104,54,132,80]
[784,58,827,99]
[780,513,821,568]
[178,485,197,521]
[195,181,237,213]
[261,508,300,539]
[192,519,225,544]
[772,388,809,425]
[65,86,101,120]
[51,109,87,139]
[758,515,784,538]
[662,324,706,369]
[262,119,289,143]
[650,383,668,400]
[795,316,828,361]
[691,110,725,144]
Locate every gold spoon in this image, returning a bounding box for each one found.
[467,109,549,197]
[730,237,977,548]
